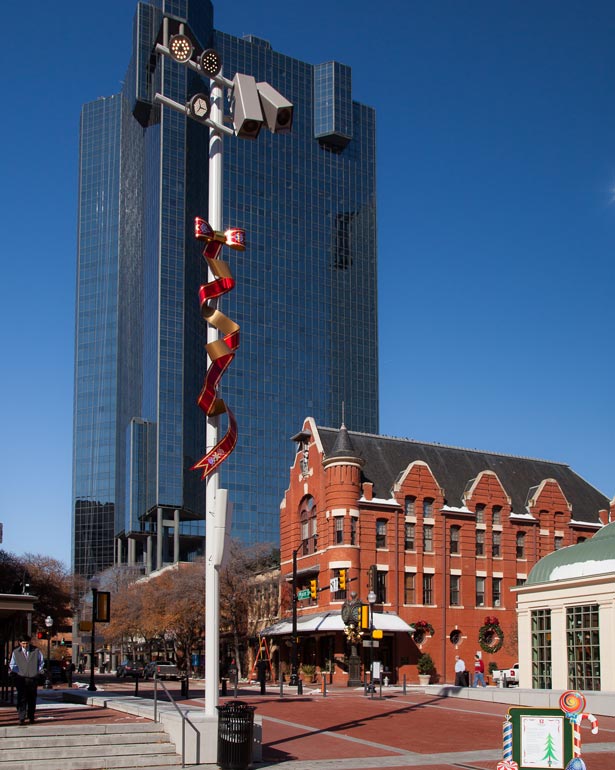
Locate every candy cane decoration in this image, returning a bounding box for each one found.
[191,217,245,478]
[572,713,598,757]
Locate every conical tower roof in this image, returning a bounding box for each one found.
[325,423,363,464]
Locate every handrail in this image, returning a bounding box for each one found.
[153,676,200,767]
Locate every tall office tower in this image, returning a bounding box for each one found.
[73,0,378,577]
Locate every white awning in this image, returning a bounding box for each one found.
[260,611,413,636]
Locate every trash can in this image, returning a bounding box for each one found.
[217,700,255,770]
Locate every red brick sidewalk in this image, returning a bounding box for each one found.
[215,688,615,770]
[3,683,614,770]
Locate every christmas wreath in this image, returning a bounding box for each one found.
[412,619,435,644]
[478,615,504,654]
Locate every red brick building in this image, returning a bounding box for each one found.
[275,418,611,685]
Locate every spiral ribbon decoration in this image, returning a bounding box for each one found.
[191,217,245,479]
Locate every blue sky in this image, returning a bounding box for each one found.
[1,1,613,567]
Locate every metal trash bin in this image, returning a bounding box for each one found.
[217,700,255,770]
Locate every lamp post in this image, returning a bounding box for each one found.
[367,591,376,696]
[153,16,293,719]
[87,579,99,692]
[44,616,53,689]
[290,548,299,686]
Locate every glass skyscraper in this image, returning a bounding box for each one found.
[73,0,378,577]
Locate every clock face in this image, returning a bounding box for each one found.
[189,94,210,121]
[341,599,360,626]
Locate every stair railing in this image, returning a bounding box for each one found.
[153,675,201,766]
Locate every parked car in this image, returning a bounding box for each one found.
[116,660,145,678]
[492,663,519,687]
[144,660,180,680]
[37,660,66,685]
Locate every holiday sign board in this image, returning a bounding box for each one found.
[504,708,573,770]
[499,694,598,770]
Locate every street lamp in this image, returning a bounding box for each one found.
[87,578,99,692]
[44,616,53,689]
[367,590,376,696]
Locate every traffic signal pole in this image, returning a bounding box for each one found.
[290,548,299,686]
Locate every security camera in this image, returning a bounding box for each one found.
[256,82,293,134]
[231,73,264,139]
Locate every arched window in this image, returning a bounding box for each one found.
[299,496,317,555]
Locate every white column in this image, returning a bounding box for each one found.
[157,507,164,569]
[204,76,224,719]
[550,607,567,690]
[174,509,180,563]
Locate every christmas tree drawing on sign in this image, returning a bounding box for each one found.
[541,732,559,767]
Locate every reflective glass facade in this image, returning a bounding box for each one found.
[73,0,378,576]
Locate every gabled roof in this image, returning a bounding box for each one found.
[317,426,609,523]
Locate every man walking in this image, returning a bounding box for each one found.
[472,653,486,687]
[454,655,467,687]
[9,634,45,725]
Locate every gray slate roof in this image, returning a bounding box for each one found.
[317,427,609,524]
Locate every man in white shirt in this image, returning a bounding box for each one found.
[454,654,467,687]
[9,634,45,725]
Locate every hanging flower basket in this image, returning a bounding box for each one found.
[478,615,504,654]
[412,619,435,645]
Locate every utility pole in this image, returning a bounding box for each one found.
[290,548,299,686]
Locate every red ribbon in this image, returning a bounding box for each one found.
[191,219,243,479]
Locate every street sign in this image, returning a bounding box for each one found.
[363,640,380,647]
[297,589,310,600]
[329,577,339,592]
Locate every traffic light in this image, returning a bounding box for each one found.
[36,632,44,639]
[360,604,370,630]
[310,579,318,600]
[339,569,347,590]
[372,629,383,640]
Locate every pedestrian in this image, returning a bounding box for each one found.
[454,655,466,687]
[66,660,76,687]
[9,634,45,725]
[256,658,268,695]
[472,653,486,687]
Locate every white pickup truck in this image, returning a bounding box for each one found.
[492,663,519,687]
[144,660,180,680]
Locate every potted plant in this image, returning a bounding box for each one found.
[300,663,316,682]
[417,653,435,685]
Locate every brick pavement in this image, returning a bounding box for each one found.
[2,682,614,770]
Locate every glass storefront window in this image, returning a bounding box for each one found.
[566,605,600,691]
[531,609,552,689]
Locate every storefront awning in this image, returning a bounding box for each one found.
[260,611,413,636]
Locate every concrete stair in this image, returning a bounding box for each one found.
[0,722,182,770]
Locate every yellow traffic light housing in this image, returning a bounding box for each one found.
[310,579,318,600]
[339,569,347,590]
[360,604,370,630]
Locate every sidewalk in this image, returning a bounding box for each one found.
[3,682,615,770]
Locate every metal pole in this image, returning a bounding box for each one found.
[45,633,51,689]
[370,605,374,699]
[88,589,97,691]
[204,75,224,720]
[290,549,299,686]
